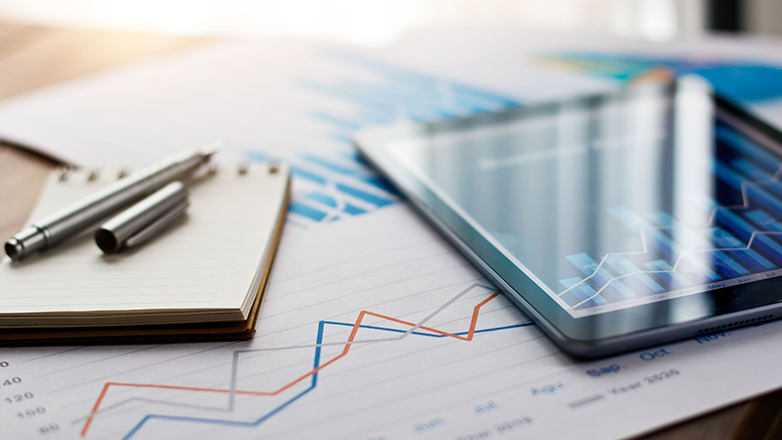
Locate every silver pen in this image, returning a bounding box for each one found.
[5,148,216,261]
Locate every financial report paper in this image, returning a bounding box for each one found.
[4,208,782,440]
[3,28,782,439]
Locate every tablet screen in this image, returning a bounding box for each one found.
[385,81,782,318]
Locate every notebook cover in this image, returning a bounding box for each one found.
[0,177,289,346]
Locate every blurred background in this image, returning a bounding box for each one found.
[0,0,776,46]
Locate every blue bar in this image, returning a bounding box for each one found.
[607,206,647,231]
[305,192,337,208]
[717,125,780,173]
[730,159,782,201]
[656,221,751,277]
[577,284,607,306]
[288,202,328,222]
[559,277,607,306]
[674,223,766,271]
[381,79,496,114]
[643,259,693,287]
[324,52,522,108]
[245,150,269,162]
[291,166,327,185]
[730,158,773,181]
[343,204,367,215]
[645,228,682,260]
[307,150,399,194]
[565,253,635,299]
[707,252,750,277]
[331,133,353,144]
[605,255,666,293]
[305,80,442,122]
[335,183,394,207]
[716,208,782,265]
[613,206,742,279]
[652,212,765,274]
[319,50,523,115]
[745,209,782,231]
[715,161,782,219]
[679,254,723,282]
[305,192,369,216]
[371,65,515,110]
[711,228,775,270]
[310,111,362,130]
[340,150,371,167]
[559,277,589,301]
[670,224,710,249]
[608,207,678,258]
[357,175,398,194]
[648,211,712,254]
[303,155,358,176]
[299,79,399,116]
[653,221,749,277]
[645,206,721,282]
[339,79,459,118]
[452,83,522,108]
[357,111,396,126]
[339,80,460,118]
[379,83,487,114]
[341,80,466,118]
[650,211,677,227]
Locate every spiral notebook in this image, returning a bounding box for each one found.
[0,162,290,345]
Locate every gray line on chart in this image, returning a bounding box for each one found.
[23,346,87,363]
[243,282,495,351]
[260,263,475,320]
[270,239,438,284]
[51,342,243,395]
[36,346,161,378]
[229,283,495,409]
[272,248,459,300]
[70,397,230,424]
[227,282,495,411]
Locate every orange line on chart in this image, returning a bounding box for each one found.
[80,292,500,437]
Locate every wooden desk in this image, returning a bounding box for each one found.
[0,21,779,440]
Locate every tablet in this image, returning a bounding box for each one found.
[355,78,782,357]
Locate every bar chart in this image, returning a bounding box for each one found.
[250,51,521,227]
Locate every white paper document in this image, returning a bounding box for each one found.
[3,207,782,440]
[3,28,782,439]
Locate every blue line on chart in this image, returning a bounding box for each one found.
[119,322,531,440]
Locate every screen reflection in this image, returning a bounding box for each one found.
[389,79,782,319]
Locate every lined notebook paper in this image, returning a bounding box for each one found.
[0,163,290,328]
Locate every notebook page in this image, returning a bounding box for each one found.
[0,163,289,327]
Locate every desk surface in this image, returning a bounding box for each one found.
[0,21,778,440]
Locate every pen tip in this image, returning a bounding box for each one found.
[199,141,223,160]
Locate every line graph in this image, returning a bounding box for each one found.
[559,130,782,309]
[78,285,529,439]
